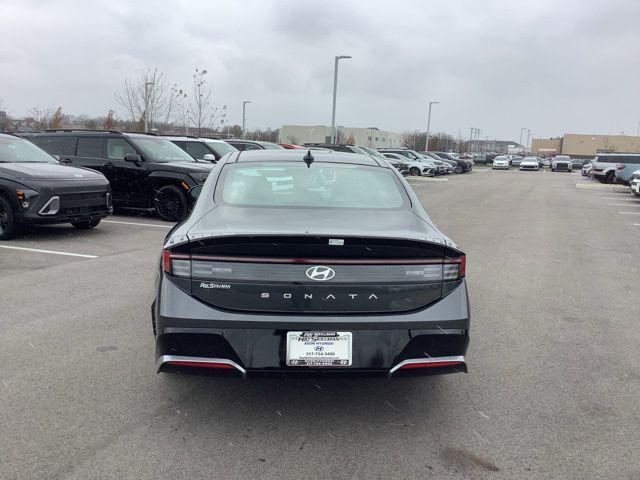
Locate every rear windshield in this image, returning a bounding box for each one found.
[216,161,408,209]
[129,137,196,162]
[0,136,58,163]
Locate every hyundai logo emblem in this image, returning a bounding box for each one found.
[305,266,336,281]
[315,346,324,352]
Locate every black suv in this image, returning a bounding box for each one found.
[21,130,216,221]
[0,133,112,239]
[164,136,237,162]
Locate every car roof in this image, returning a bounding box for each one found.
[228,149,383,166]
[163,136,205,142]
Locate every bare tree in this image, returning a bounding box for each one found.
[52,107,63,129]
[27,107,52,130]
[103,110,115,130]
[188,68,227,135]
[114,68,171,130]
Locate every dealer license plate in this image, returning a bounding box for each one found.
[286,331,352,367]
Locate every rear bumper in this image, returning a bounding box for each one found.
[153,275,470,378]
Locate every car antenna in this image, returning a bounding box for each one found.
[303,150,314,168]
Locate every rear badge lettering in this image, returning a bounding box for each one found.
[200,282,231,289]
[259,293,379,301]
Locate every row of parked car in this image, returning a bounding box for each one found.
[491,154,582,172]
[0,130,472,239]
[580,153,640,185]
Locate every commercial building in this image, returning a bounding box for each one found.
[279,124,404,148]
[532,134,640,157]
[472,139,525,155]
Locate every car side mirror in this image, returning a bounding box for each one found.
[189,185,203,200]
[203,153,216,162]
[124,153,142,162]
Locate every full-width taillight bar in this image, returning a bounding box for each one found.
[163,251,466,280]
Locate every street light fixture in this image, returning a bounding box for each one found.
[330,55,352,144]
[425,101,439,152]
[242,101,251,139]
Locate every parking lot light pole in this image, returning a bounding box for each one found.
[241,101,251,139]
[519,127,527,153]
[330,55,352,144]
[425,101,439,152]
[144,81,154,133]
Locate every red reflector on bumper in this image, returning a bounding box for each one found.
[165,360,235,369]
[400,360,463,369]
[388,355,466,377]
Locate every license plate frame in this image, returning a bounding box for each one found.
[286,331,352,367]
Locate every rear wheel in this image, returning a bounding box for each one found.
[0,196,22,240]
[409,167,421,176]
[454,166,462,174]
[154,185,189,221]
[71,219,101,229]
[605,172,615,184]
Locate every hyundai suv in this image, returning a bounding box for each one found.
[0,133,112,239]
[21,130,216,221]
[153,149,469,378]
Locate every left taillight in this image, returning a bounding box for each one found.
[162,250,191,277]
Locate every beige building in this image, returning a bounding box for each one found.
[279,124,404,148]
[532,134,640,157]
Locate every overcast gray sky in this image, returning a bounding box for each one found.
[1,0,639,140]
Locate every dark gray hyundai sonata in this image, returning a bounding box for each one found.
[152,149,469,378]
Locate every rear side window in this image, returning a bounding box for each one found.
[217,162,408,209]
[32,136,65,155]
[621,156,640,164]
[106,138,137,159]
[77,137,104,158]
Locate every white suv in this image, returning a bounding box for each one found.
[630,170,640,197]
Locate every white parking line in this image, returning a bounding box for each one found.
[608,203,640,207]
[103,220,173,229]
[0,245,97,258]
[618,212,640,215]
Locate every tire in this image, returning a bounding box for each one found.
[0,196,22,240]
[409,167,421,176]
[605,172,615,184]
[454,166,462,174]
[71,219,101,229]
[154,185,189,221]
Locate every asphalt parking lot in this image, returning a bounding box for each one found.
[1,169,639,480]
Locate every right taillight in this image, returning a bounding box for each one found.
[162,250,191,277]
[443,255,466,280]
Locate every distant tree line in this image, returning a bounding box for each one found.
[0,66,278,141]
[402,130,459,152]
